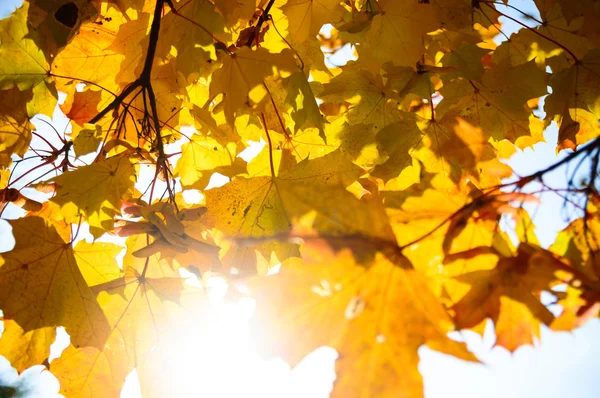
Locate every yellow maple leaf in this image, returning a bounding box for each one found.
[51,245,205,397]
[0,2,50,91]
[158,0,229,79]
[27,0,99,56]
[0,217,110,372]
[175,133,240,189]
[551,213,600,284]
[212,0,256,27]
[202,149,394,272]
[544,49,600,150]
[47,156,137,237]
[449,243,575,351]
[355,0,439,72]
[282,0,346,44]
[284,71,325,136]
[71,124,103,157]
[73,240,124,286]
[248,247,476,397]
[210,47,298,124]
[0,115,34,168]
[371,117,423,181]
[318,67,401,132]
[436,60,548,145]
[52,5,143,95]
[0,1,56,117]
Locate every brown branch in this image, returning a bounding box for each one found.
[85,0,179,202]
[399,138,600,253]
[89,0,165,125]
[140,0,165,84]
[247,0,276,47]
[490,137,600,192]
[487,1,543,25]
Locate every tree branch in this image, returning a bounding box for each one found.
[89,0,165,125]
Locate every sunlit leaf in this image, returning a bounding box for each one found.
[0,217,110,371]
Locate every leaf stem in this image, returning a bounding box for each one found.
[267,15,304,70]
[261,112,277,178]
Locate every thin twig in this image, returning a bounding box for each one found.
[483,2,579,63]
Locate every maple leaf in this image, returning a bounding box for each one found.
[432,0,499,30]
[0,217,110,372]
[532,1,596,68]
[438,42,490,83]
[0,74,56,166]
[383,179,522,277]
[284,71,325,137]
[210,47,298,124]
[317,67,401,132]
[202,149,394,273]
[436,60,548,145]
[175,133,241,189]
[544,49,600,150]
[449,243,575,351]
[370,117,423,182]
[60,89,103,127]
[46,156,137,237]
[73,240,124,286]
[27,0,99,57]
[263,13,332,75]
[282,0,346,44]
[212,0,256,27]
[353,0,440,72]
[552,215,600,281]
[157,0,229,79]
[0,2,57,118]
[417,114,512,185]
[0,116,34,168]
[493,26,564,69]
[51,249,205,397]
[248,75,328,158]
[548,211,600,328]
[51,5,147,95]
[248,246,476,398]
[0,2,50,92]
[71,124,103,157]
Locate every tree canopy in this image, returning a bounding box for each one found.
[1,0,600,396]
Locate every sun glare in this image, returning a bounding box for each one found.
[93,122,339,398]
[116,272,337,398]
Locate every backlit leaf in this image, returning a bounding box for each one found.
[0,217,110,371]
[47,156,136,237]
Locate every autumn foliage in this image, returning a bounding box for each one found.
[1,0,600,396]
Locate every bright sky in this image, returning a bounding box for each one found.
[1,1,599,397]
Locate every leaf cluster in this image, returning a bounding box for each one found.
[1,0,600,396]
